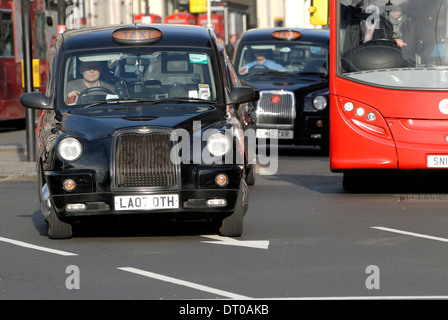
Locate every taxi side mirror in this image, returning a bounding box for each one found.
[229,86,259,104]
[20,92,54,110]
[309,0,329,26]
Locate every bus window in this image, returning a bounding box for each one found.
[35,11,47,59]
[339,0,448,89]
[0,10,14,57]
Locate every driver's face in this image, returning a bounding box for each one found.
[254,51,266,63]
[80,62,101,82]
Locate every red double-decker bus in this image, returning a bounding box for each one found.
[0,0,54,125]
[310,0,448,190]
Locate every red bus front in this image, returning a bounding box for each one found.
[318,0,448,187]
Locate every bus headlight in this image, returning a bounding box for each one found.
[57,137,83,162]
[312,95,327,110]
[206,133,231,157]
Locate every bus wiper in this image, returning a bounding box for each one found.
[83,97,156,108]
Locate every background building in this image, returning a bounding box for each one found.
[65,0,318,37]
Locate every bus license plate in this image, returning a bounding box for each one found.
[427,155,448,168]
[115,194,179,211]
[256,129,293,139]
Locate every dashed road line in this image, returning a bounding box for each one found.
[118,267,251,299]
[371,227,448,243]
[0,236,78,256]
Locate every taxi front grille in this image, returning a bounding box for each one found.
[256,91,295,127]
[114,131,178,188]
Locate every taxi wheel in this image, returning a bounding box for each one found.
[48,204,73,239]
[320,142,329,156]
[245,163,256,185]
[219,181,248,237]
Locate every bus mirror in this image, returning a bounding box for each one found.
[309,0,329,26]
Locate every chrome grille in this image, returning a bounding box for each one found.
[256,91,295,127]
[115,130,178,188]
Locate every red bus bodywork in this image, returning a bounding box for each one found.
[133,13,162,24]
[197,14,224,38]
[165,12,197,25]
[329,0,448,172]
[0,0,49,122]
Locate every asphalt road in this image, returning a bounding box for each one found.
[1,146,448,304]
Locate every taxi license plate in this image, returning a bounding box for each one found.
[427,155,448,168]
[256,129,294,139]
[115,194,179,211]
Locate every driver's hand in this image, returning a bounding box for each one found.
[395,39,407,47]
[67,90,80,98]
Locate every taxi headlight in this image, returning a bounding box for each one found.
[312,95,327,111]
[57,137,83,162]
[206,133,231,157]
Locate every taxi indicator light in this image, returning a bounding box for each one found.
[272,30,302,41]
[112,27,163,45]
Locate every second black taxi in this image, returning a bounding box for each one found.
[20,24,259,239]
[233,28,330,154]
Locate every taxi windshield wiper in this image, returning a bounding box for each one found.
[298,71,327,77]
[155,97,213,103]
[83,97,155,108]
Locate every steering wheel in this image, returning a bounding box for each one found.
[79,86,114,96]
[363,38,398,48]
[248,64,270,73]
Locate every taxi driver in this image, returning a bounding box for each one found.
[66,61,115,103]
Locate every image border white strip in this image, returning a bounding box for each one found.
[118,267,251,299]
[0,237,78,256]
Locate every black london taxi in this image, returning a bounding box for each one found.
[20,24,259,239]
[233,28,329,154]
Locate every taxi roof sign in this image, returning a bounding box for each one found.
[272,30,302,41]
[112,26,163,45]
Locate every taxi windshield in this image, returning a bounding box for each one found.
[339,0,448,89]
[62,48,217,107]
[236,43,328,77]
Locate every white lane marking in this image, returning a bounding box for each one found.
[371,227,448,243]
[118,267,251,300]
[200,235,269,249]
[262,296,448,300]
[0,237,78,256]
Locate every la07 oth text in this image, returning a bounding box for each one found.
[179,304,269,317]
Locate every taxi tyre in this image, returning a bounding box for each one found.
[244,139,256,185]
[320,142,329,156]
[245,163,256,185]
[219,180,248,237]
[48,203,73,239]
